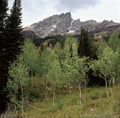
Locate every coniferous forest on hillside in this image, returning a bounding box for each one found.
[0,0,120,118]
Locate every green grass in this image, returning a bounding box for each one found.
[23,85,120,118]
[1,85,120,118]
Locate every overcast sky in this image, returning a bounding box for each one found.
[9,0,120,27]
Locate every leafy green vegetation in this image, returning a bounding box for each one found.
[0,0,120,117]
[2,86,120,118]
[7,55,30,117]
[3,31,120,117]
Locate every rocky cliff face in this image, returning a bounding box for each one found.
[23,12,120,38]
[24,12,72,38]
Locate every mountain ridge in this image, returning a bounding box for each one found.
[23,12,120,38]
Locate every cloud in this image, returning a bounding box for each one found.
[21,0,52,25]
[56,0,100,11]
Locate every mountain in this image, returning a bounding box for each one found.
[23,12,72,38]
[23,12,120,38]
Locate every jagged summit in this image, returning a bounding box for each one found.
[24,12,72,37]
[23,12,120,38]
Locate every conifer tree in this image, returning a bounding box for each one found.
[0,0,8,113]
[5,0,24,111]
[0,0,8,41]
[78,28,94,58]
[5,0,24,62]
[0,0,23,112]
[78,28,96,87]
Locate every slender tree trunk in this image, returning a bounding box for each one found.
[109,88,113,98]
[15,105,17,116]
[68,83,71,94]
[84,77,89,104]
[52,90,55,107]
[104,76,109,98]
[52,83,56,107]
[31,70,34,89]
[112,77,115,86]
[20,80,24,117]
[78,83,82,106]
[45,75,48,100]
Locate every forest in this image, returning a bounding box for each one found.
[3,30,120,118]
[0,0,120,118]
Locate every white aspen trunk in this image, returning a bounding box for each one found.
[31,70,34,89]
[104,76,109,98]
[53,90,55,107]
[78,83,82,105]
[68,83,71,94]
[112,77,115,86]
[45,75,48,100]
[52,83,55,107]
[109,88,113,98]
[20,80,24,117]
[15,105,17,116]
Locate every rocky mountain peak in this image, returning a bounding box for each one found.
[23,12,120,38]
[24,12,72,38]
[97,20,118,29]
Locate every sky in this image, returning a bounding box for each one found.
[9,0,120,27]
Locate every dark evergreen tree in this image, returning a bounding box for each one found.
[5,0,24,62]
[0,0,8,62]
[0,0,8,41]
[5,0,24,110]
[0,0,8,113]
[78,28,98,86]
[78,28,95,58]
[0,0,24,113]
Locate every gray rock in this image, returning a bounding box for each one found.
[23,12,120,38]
